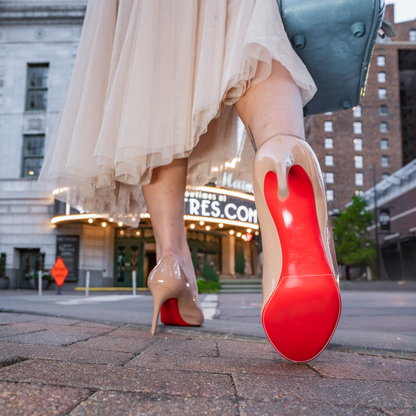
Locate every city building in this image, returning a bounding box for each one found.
[0,1,260,290]
[305,4,416,212]
[363,159,416,280]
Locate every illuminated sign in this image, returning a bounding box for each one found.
[185,188,257,225]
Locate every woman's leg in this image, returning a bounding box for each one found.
[235,60,305,146]
[142,157,200,305]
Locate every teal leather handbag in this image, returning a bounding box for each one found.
[278,0,395,115]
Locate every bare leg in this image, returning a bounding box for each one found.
[142,158,200,306]
[235,60,305,147]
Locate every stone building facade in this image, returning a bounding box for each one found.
[305,5,416,212]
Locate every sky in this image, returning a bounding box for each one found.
[386,0,416,23]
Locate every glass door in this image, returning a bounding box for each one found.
[114,241,144,287]
[19,249,40,289]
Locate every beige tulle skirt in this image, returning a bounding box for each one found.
[40,0,316,226]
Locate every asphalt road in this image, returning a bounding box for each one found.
[1,289,415,356]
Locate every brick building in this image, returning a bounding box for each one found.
[305,5,416,212]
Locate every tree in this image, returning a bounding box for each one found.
[203,257,219,282]
[332,195,376,280]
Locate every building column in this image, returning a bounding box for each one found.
[221,234,235,277]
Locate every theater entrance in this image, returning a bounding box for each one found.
[114,241,145,288]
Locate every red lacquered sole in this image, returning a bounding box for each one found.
[262,166,341,362]
[160,298,192,327]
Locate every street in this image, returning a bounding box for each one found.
[1,289,415,357]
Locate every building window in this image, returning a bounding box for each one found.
[380,122,388,133]
[382,173,389,180]
[377,56,385,66]
[377,72,386,83]
[21,135,45,177]
[324,112,333,115]
[410,30,416,41]
[353,105,361,117]
[354,138,363,151]
[326,190,334,201]
[325,155,334,166]
[353,122,362,134]
[381,156,389,167]
[381,139,389,150]
[25,64,49,111]
[324,121,333,132]
[355,190,364,197]
[355,155,363,169]
[324,138,333,149]
[378,88,387,99]
[355,172,364,186]
[379,105,388,116]
[325,172,334,184]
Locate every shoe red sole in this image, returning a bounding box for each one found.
[160,298,192,327]
[262,166,341,362]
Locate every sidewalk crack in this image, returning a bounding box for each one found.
[61,389,95,416]
[307,363,325,378]
[230,373,241,416]
[0,356,27,369]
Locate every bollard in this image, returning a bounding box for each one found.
[132,270,137,296]
[85,271,90,296]
[132,270,136,296]
[38,270,42,296]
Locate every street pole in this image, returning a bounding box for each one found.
[372,164,381,280]
[132,270,137,296]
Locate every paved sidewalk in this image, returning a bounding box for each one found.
[0,312,415,415]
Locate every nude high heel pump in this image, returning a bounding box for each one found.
[253,133,341,363]
[147,256,204,335]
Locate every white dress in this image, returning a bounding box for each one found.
[39,0,316,226]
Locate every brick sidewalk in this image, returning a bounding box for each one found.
[0,312,415,415]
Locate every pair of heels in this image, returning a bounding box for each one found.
[148,133,341,363]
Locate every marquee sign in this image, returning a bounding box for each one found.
[184,187,258,225]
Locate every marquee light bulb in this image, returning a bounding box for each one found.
[206,226,210,231]
[199,221,204,225]
[219,223,224,228]
[237,232,242,237]
[118,221,123,226]
[190,224,195,229]
[101,222,107,227]
[247,228,252,233]
[229,230,234,235]
[88,218,93,224]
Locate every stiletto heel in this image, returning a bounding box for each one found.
[150,285,176,335]
[148,256,204,335]
[253,133,341,363]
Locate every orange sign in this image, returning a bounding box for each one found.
[51,256,68,288]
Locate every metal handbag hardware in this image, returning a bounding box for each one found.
[278,0,396,115]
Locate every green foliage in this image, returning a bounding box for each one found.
[203,257,219,282]
[332,195,376,267]
[197,278,220,293]
[235,247,245,275]
[25,270,53,281]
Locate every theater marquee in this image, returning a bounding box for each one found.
[184,187,258,226]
